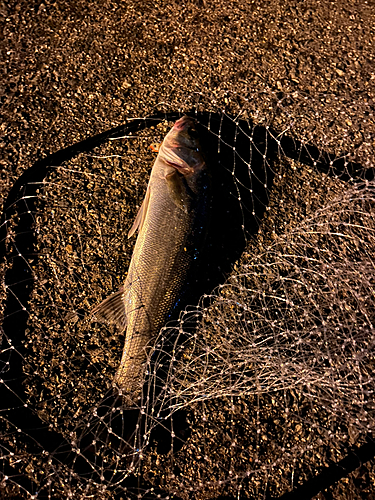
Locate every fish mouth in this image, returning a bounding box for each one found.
[173,115,195,131]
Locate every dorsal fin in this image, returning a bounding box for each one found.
[128,186,151,238]
[91,286,127,330]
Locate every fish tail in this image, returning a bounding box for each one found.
[113,344,148,405]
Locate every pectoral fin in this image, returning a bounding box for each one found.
[165,170,191,213]
[91,287,127,330]
[128,186,151,238]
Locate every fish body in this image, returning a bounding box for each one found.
[93,116,211,403]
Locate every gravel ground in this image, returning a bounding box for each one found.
[1,1,375,499]
[2,0,375,206]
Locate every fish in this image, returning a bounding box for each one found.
[92,116,211,404]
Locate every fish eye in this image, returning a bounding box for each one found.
[188,127,199,139]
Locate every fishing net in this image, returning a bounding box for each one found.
[1,90,375,499]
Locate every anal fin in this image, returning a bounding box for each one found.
[91,286,127,330]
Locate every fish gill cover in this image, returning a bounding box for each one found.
[1,91,375,499]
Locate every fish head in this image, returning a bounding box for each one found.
[159,116,206,179]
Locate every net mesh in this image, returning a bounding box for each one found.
[1,91,375,499]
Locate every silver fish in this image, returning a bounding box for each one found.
[92,116,211,404]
